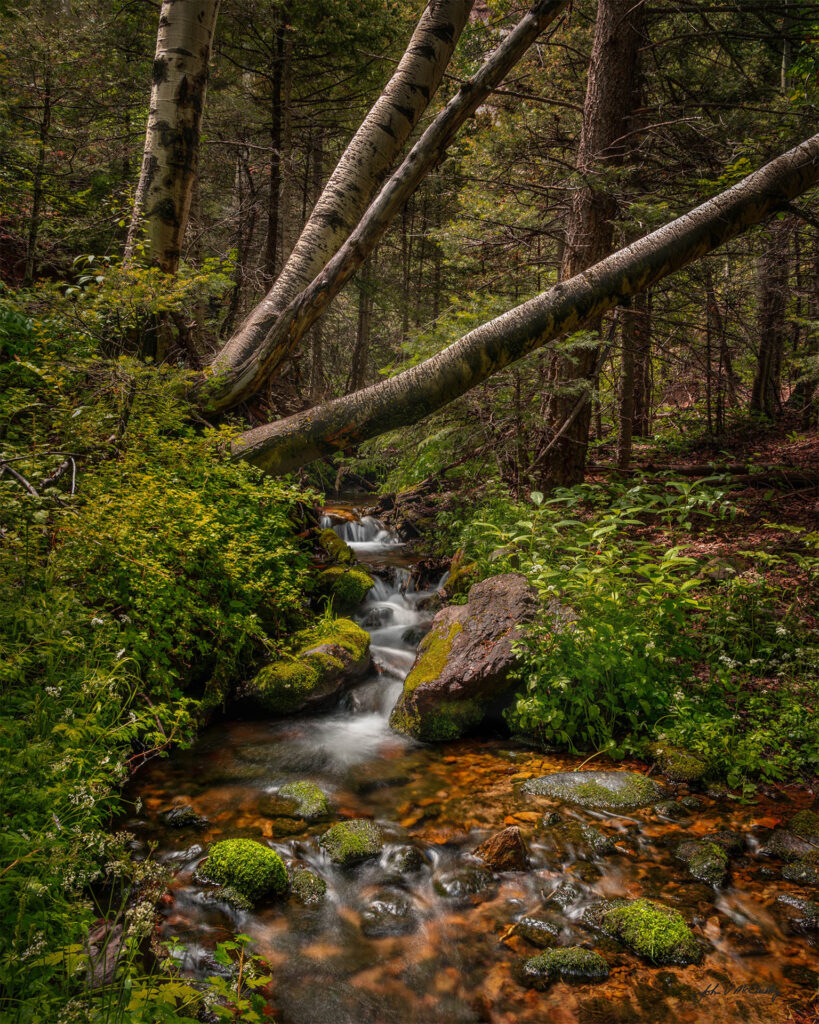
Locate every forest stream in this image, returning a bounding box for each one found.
[123,506,819,1024]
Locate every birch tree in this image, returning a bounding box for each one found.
[125,0,220,272]
[229,133,819,474]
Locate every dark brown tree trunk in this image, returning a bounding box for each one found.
[308,132,326,403]
[750,217,790,418]
[264,18,286,287]
[24,65,52,287]
[350,256,375,392]
[538,0,645,489]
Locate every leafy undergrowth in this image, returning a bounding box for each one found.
[438,472,818,792]
[0,289,310,1020]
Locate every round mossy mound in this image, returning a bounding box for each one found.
[279,780,331,820]
[289,866,328,905]
[676,840,728,887]
[319,818,384,865]
[318,528,355,564]
[651,744,708,784]
[521,947,609,989]
[204,839,288,901]
[317,568,374,613]
[589,898,703,965]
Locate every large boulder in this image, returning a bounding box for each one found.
[389,573,541,741]
[244,618,371,715]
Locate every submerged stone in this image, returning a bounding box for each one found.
[198,884,253,912]
[543,818,614,860]
[203,839,288,902]
[675,840,729,887]
[788,809,819,844]
[515,914,562,948]
[474,826,528,871]
[704,829,746,856]
[653,800,691,821]
[782,853,819,887]
[288,865,327,905]
[389,573,542,741]
[763,828,817,861]
[521,947,609,989]
[523,771,665,812]
[162,805,209,829]
[319,818,384,866]
[433,864,495,901]
[545,881,584,911]
[360,890,417,937]
[584,898,703,966]
[382,844,426,877]
[278,780,331,820]
[776,893,819,933]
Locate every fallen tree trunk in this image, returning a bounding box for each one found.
[231,133,819,474]
[200,0,569,411]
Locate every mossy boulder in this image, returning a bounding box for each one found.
[675,840,729,887]
[651,744,708,784]
[203,839,287,902]
[789,810,819,844]
[319,819,384,866]
[522,771,665,812]
[317,567,374,613]
[318,527,355,564]
[521,948,609,989]
[782,852,819,887]
[389,573,541,742]
[245,618,371,715]
[288,865,327,905]
[585,898,703,965]
[278,780,331,820]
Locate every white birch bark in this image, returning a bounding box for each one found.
[126,0,220,272]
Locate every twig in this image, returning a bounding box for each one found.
[0,462,40,497]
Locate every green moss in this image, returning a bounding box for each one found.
[317,567,374,613]
[789,810,819,843]
[523,771,664,811]
[676,840,728,887]
[521,947,609,989]
[289,866,327,905]
[652,744,708,784]
[215,885,254,912]
[319,818,384,865]
[305,616,370,662]
[250,660,320,715]
[279,780,331,820]
[403,620,462,693]
[547,820,614,858]
[318,527,355,564]
[444,560,477,598]
[600,899,702,965]
[204,839,287,901]
[782,853,819,886]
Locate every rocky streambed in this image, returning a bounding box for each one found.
[122,506,819,1024]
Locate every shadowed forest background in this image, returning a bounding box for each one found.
[0,1,818,1021]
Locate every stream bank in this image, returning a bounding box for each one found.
[124,505,819,1024]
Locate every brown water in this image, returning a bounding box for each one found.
[124,509,819,1024]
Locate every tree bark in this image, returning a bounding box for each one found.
[211,0,473,377]
[750,216,791,418]
[230,133,819,474]
[538,0,644,489]
[126,0,220,273]
[263,16,286,287]
[24,64,52,287]
[351,256,375,392]
[200,0,570,412]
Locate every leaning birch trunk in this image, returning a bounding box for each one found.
[231,134,819,474]
[211,0,473,377]
[125,0,220,272]
[199,0,569,411]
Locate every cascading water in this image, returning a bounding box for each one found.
[123,505,819,1024]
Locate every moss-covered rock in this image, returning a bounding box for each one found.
[288,865,327,905]
[245,618,371,715]
[789,810,819,844]
[199,884,254,912]
[675,840,728,887]
[651,744,708,784]
[585,898,702,965]
[433,864,495,901]
[162,805,209,828]
[521,947,609,989]
[317,567,374,613]
[782,852,819,887]
[319,819,384,866]
[318,528,355,564]
[389,573,541,742]
[278,780,331,820]
[523,771,665,812]
[542,818,614,860]
[203,839,287,902]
